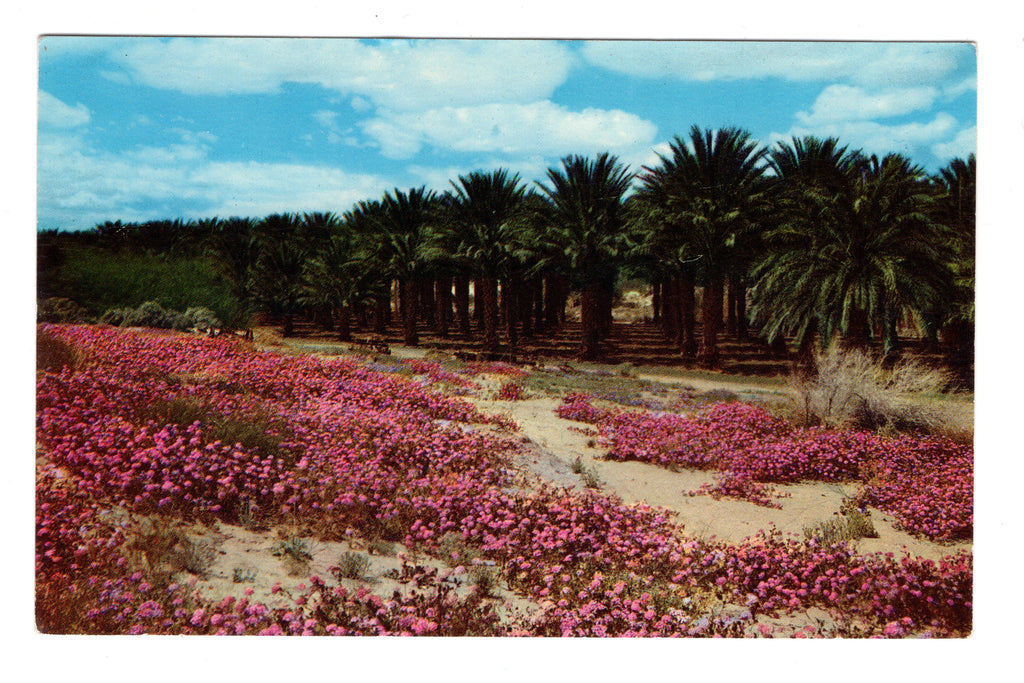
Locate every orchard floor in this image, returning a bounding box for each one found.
[253,325,973,566]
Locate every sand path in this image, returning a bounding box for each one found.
[476,394,971,563]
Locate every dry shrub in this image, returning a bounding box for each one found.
[37,329,84,373]
[789,344,953,434]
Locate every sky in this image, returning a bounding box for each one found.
[36,38,977,231]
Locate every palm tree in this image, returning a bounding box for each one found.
[536,153,634,360]
[755,136,867,359]
[637,126,768,365]
[356,188,439,346]
[300,219,387,342]
[932,154,975,378]
[204,217,260,310]
[750,151,954,359]
[441,169,528,355]
[248,213,308,337]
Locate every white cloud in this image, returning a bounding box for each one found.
[768,113,960,162]
[190,161,391,218]
[360,100,658,160]
[37,127,393,229]
[932,125,977,162]
[38,90,90,128]
[313,110,339,128]
[580,41,966,89]
[98,38,574,111]
[796,84,940,125]
[944,76,977,99]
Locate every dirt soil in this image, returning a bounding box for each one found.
[472,392,971,563]
[251,326,973,564]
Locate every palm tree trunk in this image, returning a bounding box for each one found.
[882,306,900,362]
[844,306,871,348]
[726,275,739,336]
[474,278,485,330]
[454,275,471,337]
[401,278,419,346]
[680,273,698,358]
[652,278,662,325]
[520,276,534,339]
[335,305,352,342]
[698,277,723,366]
[503,276,519,347]
[797,317,818,368]
[580,281,602,360]
[436,276,451,339]
[282,312,294,338]
[481,276,499,354]
[665,277,679,343]
[420,279,436,331]
[374,299,388,335]
[532,276,545,334]
[543,273,561,331]
[736,280,748,340]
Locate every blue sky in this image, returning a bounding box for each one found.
[37,38,976,231]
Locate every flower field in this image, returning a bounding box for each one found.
[36,325,972,637]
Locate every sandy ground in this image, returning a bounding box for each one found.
[251,330,972,563]
[474,392,972,563]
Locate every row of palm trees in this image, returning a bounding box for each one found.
[70,126,975,371]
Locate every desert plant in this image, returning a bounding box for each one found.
[37,297,91,324]
[37,329,83,373]
[232,566,257,583]
[496,381,526,400]
[271,537,313,575]
[334,551,372,580]
[579,463,603,489]
[143,397,284,459]
[789,344,952,433]
[177,537,218,577]
[468,564,498,598]
[367,538,396,556]
[803,499,879,545]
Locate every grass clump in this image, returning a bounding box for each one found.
[333,552,373,580]
[570,456,603,489]
[788,344,954,434]
[122,519,217,582]
[271,538,313,576]
[803,499,879,545]
[232,566,257,583]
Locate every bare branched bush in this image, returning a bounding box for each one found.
[789,344,953,434]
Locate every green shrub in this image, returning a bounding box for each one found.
[271,538,313,576]
[803,499,879,545]
[143,397,284,459]
[44,245,246,327]
[334,552,372,580]
[37,297,91,324]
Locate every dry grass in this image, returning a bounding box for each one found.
[787,344,955,434]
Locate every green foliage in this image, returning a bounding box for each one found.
[232,566,258,583]
[43,244,246,327]
[334,552,373,580]
[271,538,313,576]
[803,499,879,545]
[367,538,397,556]
[37,297,92,324]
